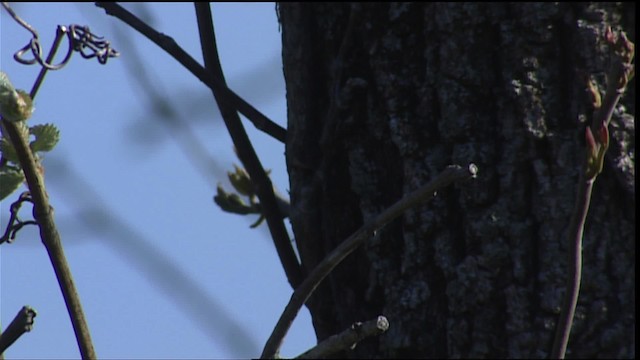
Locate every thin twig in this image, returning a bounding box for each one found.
[95,2,287,144]
[0,306,37,355]
[260,164,478,359]
[550,29,634,359]
[549,174,592,359]
[193,3,303,288]
[29,26,67,98]
[295,316,389,359]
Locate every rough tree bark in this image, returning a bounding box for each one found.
[279,3,634,358]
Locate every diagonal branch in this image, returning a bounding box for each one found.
[193,3,302,287]
[95,2,286,143]
[260,164,478,359]
[0,306,37,355]
[96,2,302,288]
[295,316,389,359]
[0,13,96,356]
[2,115,96,360]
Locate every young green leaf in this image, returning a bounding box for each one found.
[0,168,24,201]
[228,164,254,197]
[30,124,61,153]
[0,136,20,164]
[0,72,34,122]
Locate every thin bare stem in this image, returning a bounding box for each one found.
[261,164,478,359]
[30,26,66,99]
[0,306,37,355]
[549,175,592,359]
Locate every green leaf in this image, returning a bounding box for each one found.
[30,124,60,153]
[1,121,30,165]
[0,168,24,201]
[0,136,20,164]
[0,72,34,122]
[214,183,260,215]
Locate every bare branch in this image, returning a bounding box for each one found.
[261,164,478,359]
[0,306,37,355]
[2,85,97,360]
[193,3,303,288]
[95,2,287,143]
[295,316,389,359]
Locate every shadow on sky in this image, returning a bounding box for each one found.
[45,157,261,357]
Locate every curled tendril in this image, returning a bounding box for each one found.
[0,192,37,245]
[69,25,120,65]
[13,25,74,70]
[2,2,119,70]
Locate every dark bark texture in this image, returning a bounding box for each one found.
[280,3,634,358]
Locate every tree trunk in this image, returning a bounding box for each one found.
[280,3,634,358]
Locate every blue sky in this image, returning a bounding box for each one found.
[1,3,315,358]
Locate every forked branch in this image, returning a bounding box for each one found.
[96,2,303,288]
